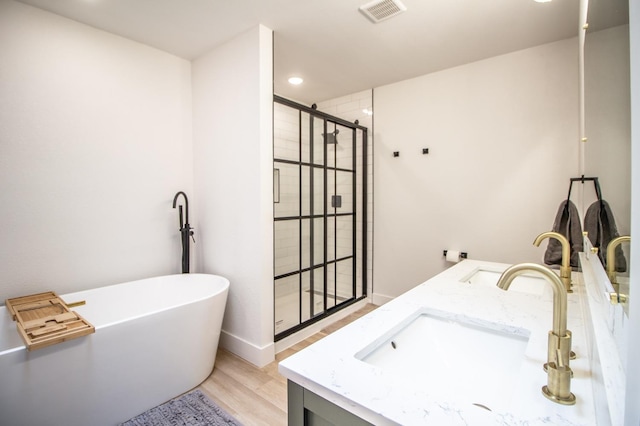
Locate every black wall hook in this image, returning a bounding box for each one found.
[566,176,602,207]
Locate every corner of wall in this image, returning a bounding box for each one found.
[371,293,393,306]
[219,330,275,368]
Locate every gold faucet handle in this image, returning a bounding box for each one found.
[609,292,629,305]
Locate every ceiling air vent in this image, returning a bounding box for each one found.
[359,0,407,23]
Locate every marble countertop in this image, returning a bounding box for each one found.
[278,260,596,425]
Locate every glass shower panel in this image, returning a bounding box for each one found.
[301,165,311,217]
[327,169,336,218]
[274,103,300,162]
[301,112,310,164]
[336,216,353,259]
[313,217,324,266]
[312,267,325,317]
[356,273,364,298]
[274,162,299,218]
[326,216,336,262]
[275,275,300,334]
[336,259,353,300]
[356,127,365,301]
[301,271,311,322]
[274,220,299,277]
[325,121,338,169]
[313,167,324,216]
[355,131,363,218]
[336,124,354,171]
[301,219,310,270]
[356,127,365,175]
[313,118,325,166]
[326,262,336,310]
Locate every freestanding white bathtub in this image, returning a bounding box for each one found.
[0,273,229,426]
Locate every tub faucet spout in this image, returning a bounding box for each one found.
[496,263,576,405]
[533,231,572,292]
[172,191,194,274]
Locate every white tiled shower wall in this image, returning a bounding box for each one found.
[273,90,373,332]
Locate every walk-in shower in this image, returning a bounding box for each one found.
[273,95,368,340]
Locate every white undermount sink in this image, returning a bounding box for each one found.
[355,309,530,413]
[459,267,548,296]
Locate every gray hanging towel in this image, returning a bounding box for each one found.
[584,199,627,272]
[544,200,583,268]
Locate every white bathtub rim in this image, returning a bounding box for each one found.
[70,272,229,329]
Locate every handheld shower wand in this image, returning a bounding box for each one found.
[172,191,193,273]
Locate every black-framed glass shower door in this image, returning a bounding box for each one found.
[273,95,367,341]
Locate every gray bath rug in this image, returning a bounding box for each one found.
[120,389,243,426]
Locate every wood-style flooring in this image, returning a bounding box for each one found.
[197,304,377,426]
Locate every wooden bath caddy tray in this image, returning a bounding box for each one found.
[5,291,94,351]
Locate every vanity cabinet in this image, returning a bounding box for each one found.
[288,381,372,426]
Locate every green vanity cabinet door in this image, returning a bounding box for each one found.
[287,381,374,426]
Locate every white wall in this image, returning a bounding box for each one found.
[625,0,639,424]
[373,38,580,300]
[0,1,193,301]
[192,25,274,367]
[584,25,631,236]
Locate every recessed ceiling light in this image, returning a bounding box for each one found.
[288,77,303,85]
[534,0,552,3]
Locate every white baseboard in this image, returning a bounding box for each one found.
[219,330,275,368]
[371,292,393,306]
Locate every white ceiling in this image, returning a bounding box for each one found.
[16,0,583,105]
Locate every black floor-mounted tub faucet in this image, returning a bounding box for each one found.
[172,191,194,273]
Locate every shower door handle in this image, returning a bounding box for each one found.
[274,168,280,203]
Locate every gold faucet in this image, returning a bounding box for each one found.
[496,263,576,405]
[606,235,630,292]
[533,231,572,293]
